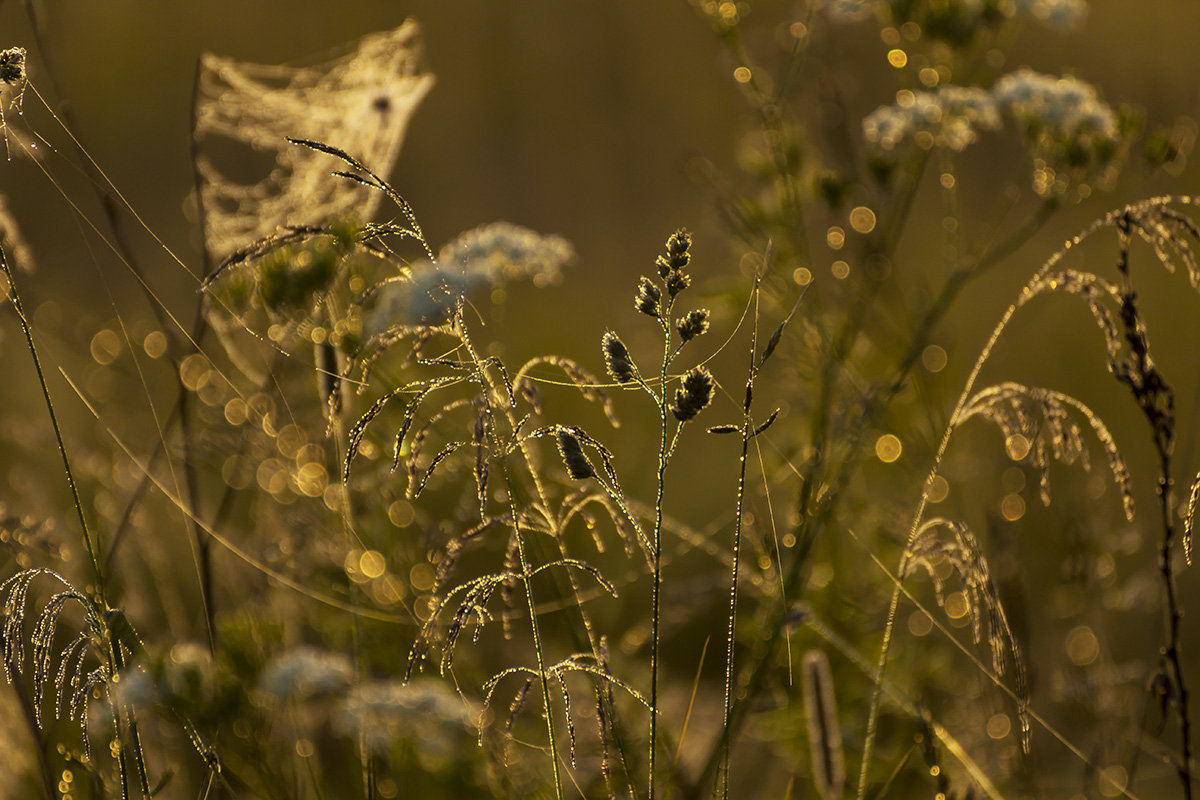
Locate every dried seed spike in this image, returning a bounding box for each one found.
[411,440,470,499]
[390,376,464,472]
[554,672,578,768]
[671,366,715,422]
[635,276,661,318]
[404,397,474,490]
[663,228,691,272]
[556,429,595,480]
[802,650,845,800]
[601,331,638,385]
[507,677,534,733]
[760,288,807,368]
[676,308,711,342]
[315,339,346,423]
[752,409,781,437]
[343,385,409,481]
[472,401,491,518]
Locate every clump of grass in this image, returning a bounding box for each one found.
[6,5,1200,800]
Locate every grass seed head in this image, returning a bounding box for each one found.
[602,331,637,384]
[677,308,710,342]
[556,428,595,480]
[671,366,714,422]
[656,228,691,276]
[635,276,661,317]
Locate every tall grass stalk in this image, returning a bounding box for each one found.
[0,243,105,599]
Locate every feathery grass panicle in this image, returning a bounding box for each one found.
[1,570,152,791]
[802,650,845,800]
[956,382,1135,518]
[904,519,1031,751]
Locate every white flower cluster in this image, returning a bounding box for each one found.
[1013,0,1089,31]
[863,69,1116,161]
[338,679,474,762]
[992,67,1117,142]
[818,0,878,23]
[863,86,1000,152]
[438,221,574,288]
[258,647,353,698]
[365,221,575,330]
[818,0,1087,32]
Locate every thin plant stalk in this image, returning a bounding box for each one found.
[454,306,565,800]
[0,243,106,599]
[1112,215,1191,799]
[649,292,676,800]
[501,462,565,800]
[716,279,761,799]
[686,198,1056,799]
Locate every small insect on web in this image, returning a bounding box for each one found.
[192,21,434,265]
[0,47,28,161]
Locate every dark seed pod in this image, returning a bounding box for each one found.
[556,429,595,480]
[635,276,661,317]
[602,332,638,384]
[671,366,714,422]
[677,309,710,342]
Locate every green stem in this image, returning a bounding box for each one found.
[506,464,565,800]
[1,244,107,601]
[650,302,675,800]
[717,281,762,800]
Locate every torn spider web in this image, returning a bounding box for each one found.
[193,21,434,266]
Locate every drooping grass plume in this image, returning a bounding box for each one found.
[956,381,1134,518]
[904,518,1030,750]
[1,570,151,795]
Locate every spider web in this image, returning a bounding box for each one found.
[193,20,434,265]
